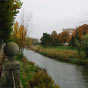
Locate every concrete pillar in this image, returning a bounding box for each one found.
[0,42,22,88]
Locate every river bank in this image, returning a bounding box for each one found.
[23,49,88,88]
[16,54,60,88]
[31,45,88,65]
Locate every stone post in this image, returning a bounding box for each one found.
[1,42,22,88]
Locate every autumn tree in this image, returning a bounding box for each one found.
[77,24,88,39]
[73,24,88,40]
[25,37,32,48]
[58,31,70,43]
[51,31,60,46]
[0,0,22,45]
[11,21,27,53]
[70,24,88,46]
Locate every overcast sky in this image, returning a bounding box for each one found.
[16,0,88,39]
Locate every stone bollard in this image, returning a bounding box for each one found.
[1,42,22,88]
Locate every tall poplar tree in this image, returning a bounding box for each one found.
[0,0,22,44]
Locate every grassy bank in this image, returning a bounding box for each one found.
[16,54,60,88]
[31,45,88,65]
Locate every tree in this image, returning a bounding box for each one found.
[69,35,76,46]
[72,24,88,41]
[25,37,32,48]
[75,39,81,56]
[70,24,88,46]
[12,21,27,53]
[41,33,51,46]
[75,28,81,42]
[19,9,32,36]
[58,31,70,43]
[81,35,88,58]
[0,0,22,44]
[51,31,60,46]
[75,35,88,59]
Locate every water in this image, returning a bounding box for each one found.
[23,49,88,88]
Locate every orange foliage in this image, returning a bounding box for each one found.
[58,31,70,43]
[13,21,27,50]
[72,24,88,40]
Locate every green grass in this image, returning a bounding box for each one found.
[31,45,88,65]
[37,45,76,51]
[16,54,60,88]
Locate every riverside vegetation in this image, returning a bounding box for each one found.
[31,45,88,65]
[16,54,60,88]
[1,1,88,87]
[8,9,60,88]
[0,1,60,88]
[30,24,88,66]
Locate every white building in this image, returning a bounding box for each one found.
[63,28,75,35]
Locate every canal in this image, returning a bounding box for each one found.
[23,49,88,88]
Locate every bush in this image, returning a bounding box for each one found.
[75,35,88,59]
[29,70,59,88]
[16,56,60,88]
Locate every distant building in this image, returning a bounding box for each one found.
[63,28,75,35]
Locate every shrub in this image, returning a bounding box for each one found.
[31,45,88,65]
[17,57,60,88]
[75,35,88,59]
[29,70,59,88]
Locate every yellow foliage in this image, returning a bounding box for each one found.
[13,21,27,50]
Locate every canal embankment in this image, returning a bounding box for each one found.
[16,54,60,88]
[31,45,88,65]
[23,49,88,88]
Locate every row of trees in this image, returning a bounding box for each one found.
[0,0,32,54]
[40,24,88,58]
[10,21,32,53]
[10,22,88,58]
[41,24,88,46]
[41,31,70,46]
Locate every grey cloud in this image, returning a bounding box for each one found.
[16,0,88,39]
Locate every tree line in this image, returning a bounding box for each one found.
[40,24,88,58]
[0,0,33,54]
[41,31,70,46]
[40,24,88,47]
[41,30,70,46]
